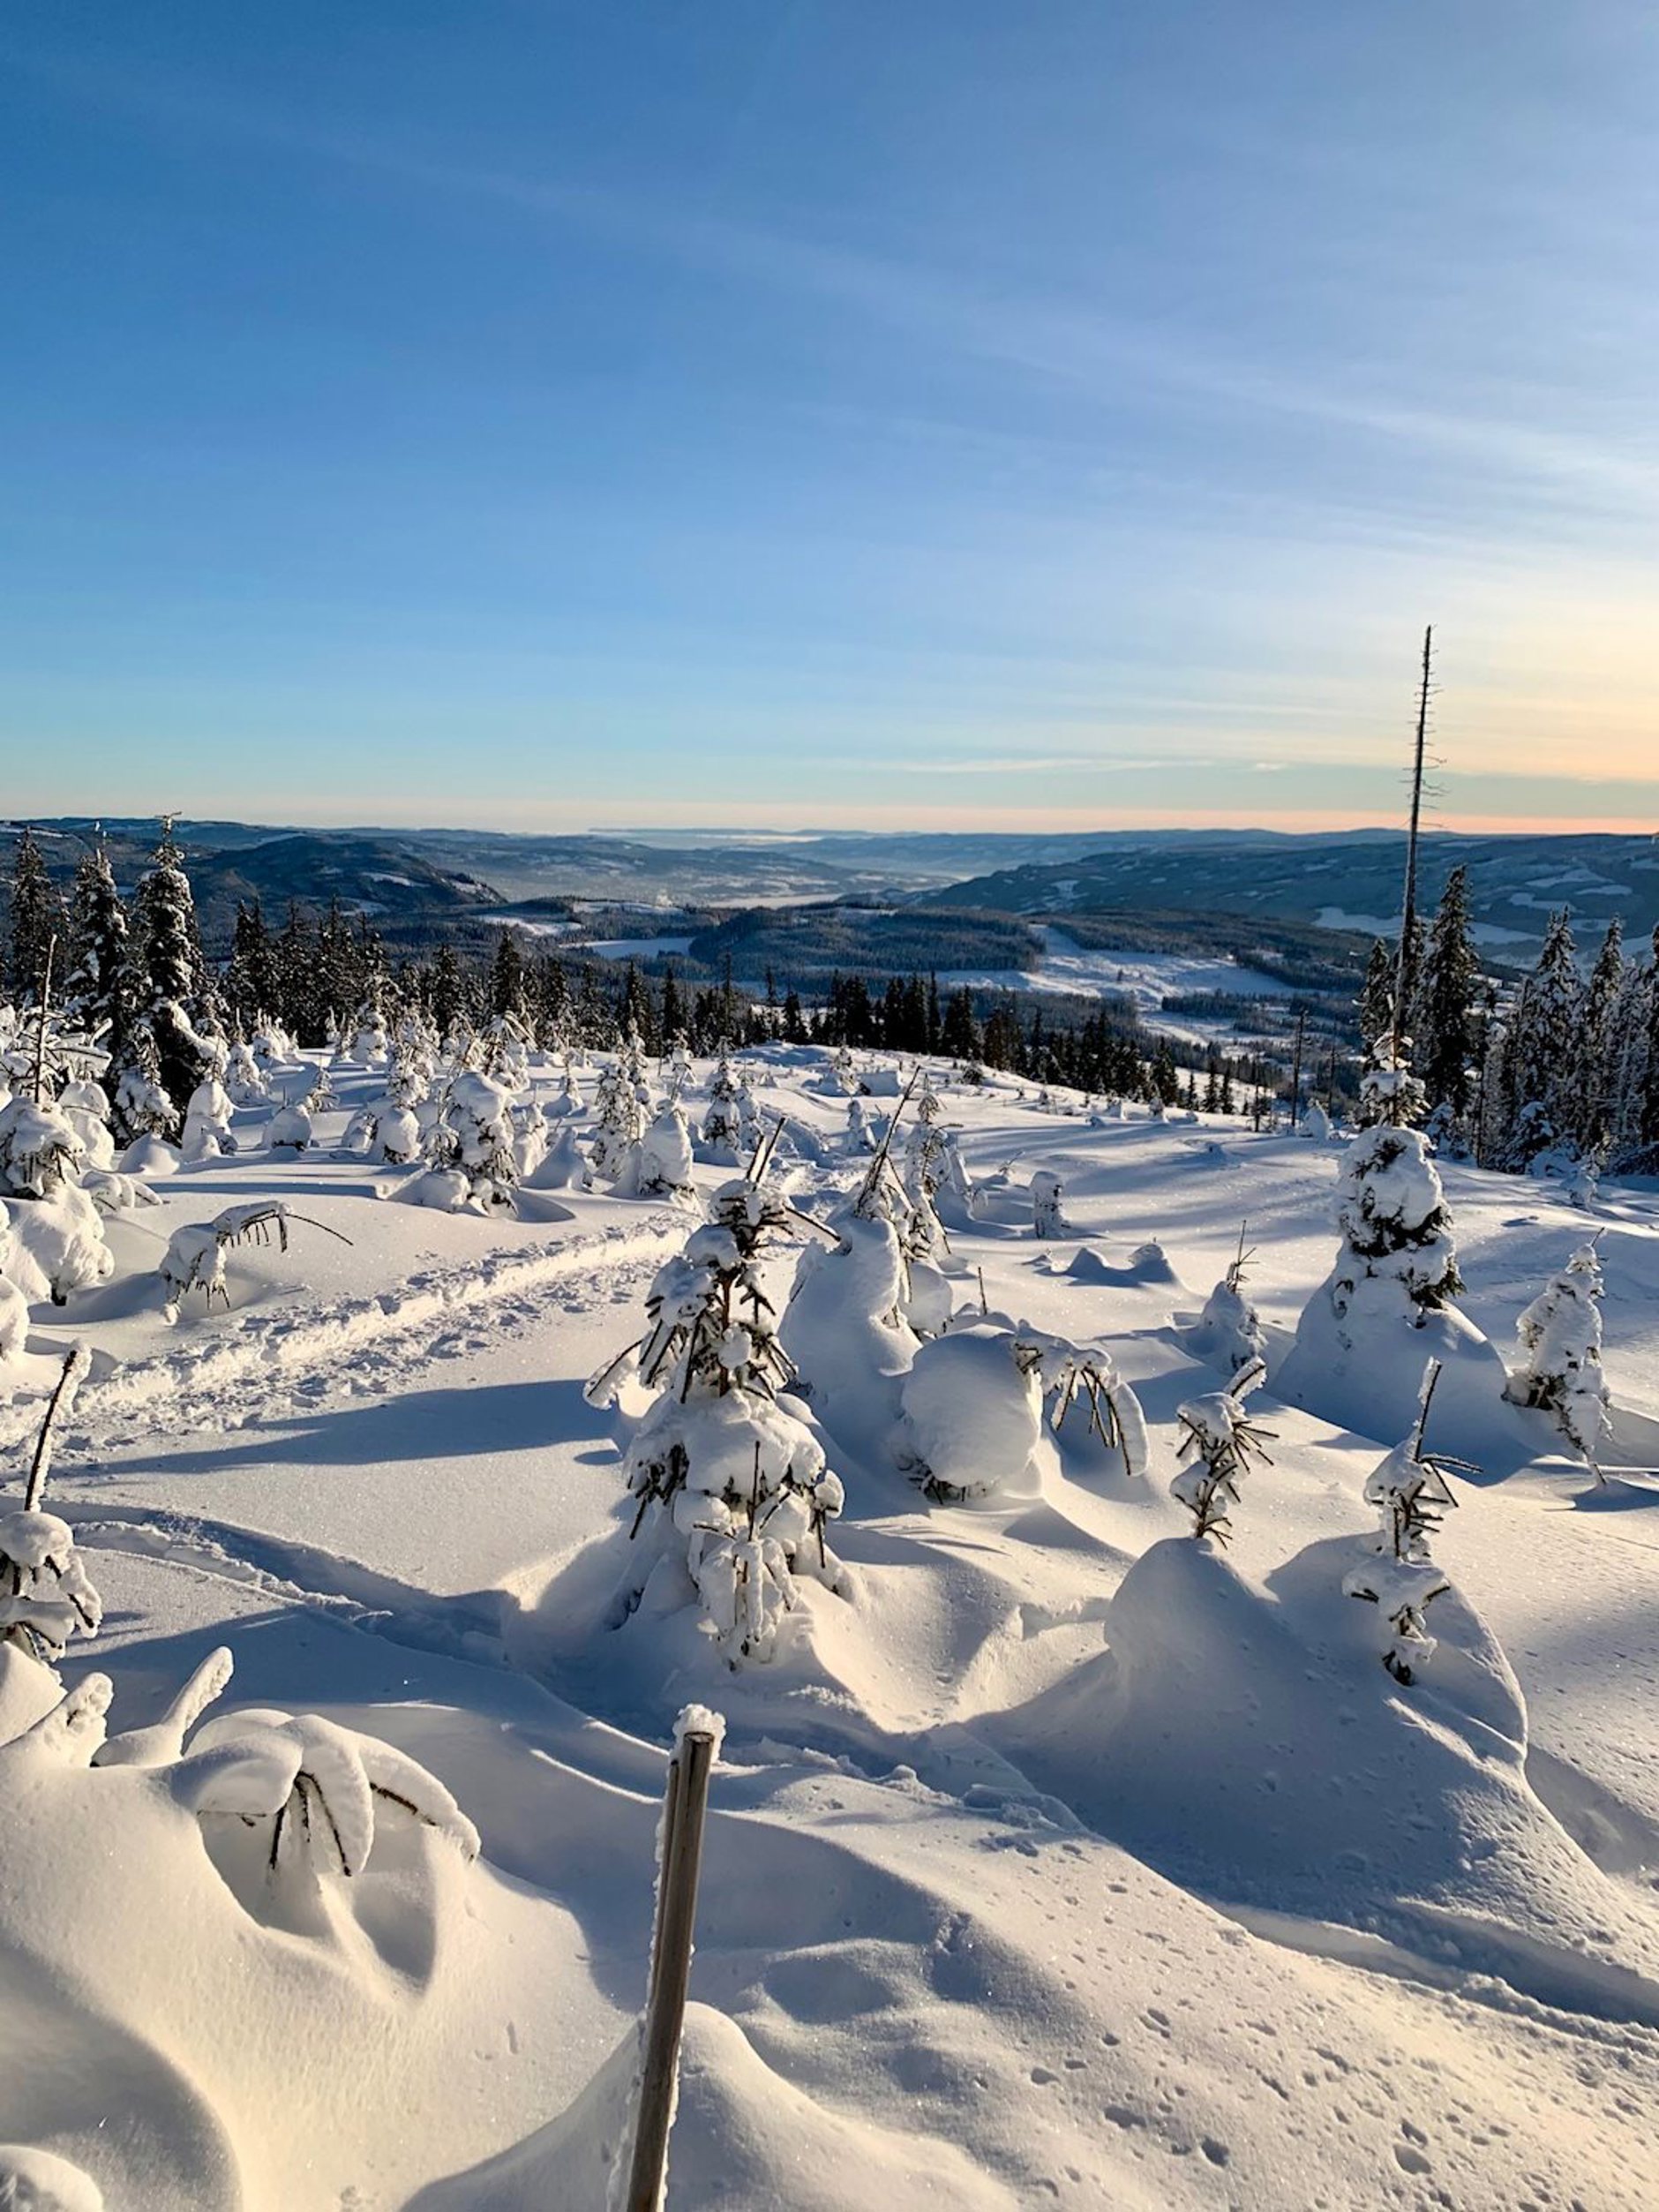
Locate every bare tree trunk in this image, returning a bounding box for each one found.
[1394,626,1433,1057]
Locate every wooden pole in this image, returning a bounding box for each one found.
[627,1727,717,2211]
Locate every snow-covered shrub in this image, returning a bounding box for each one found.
[223,1041,269,1106]
[81,1170,160,1217]
[180,1073,235,1162]
[1030,1169,1068,1239]
[897,1323,1147,1502]
[845,1097,876,1154]
[1504,1239,1612,1478]
[266,1102,313,1152]
[544,1063,582,1119]
[0,1209,30,1395]
[1171,1359,1272,1543]
[3,1184,112,1305]
[57,1077,116,1171]
[635,1100,696,1203]
[1302,1100,1333,1141]
[1183,1227,1267,1377]
[157,1202,349,1323]
[586,1179,851,1664]
[1343,1362,1475,1683]
[0,1097,84,1198]
[0,1351,101,1665]
[184,1701,479,1892]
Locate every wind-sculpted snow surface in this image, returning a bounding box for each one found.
[4,1043,1659,2206]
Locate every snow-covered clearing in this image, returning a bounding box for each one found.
[4,1052,1659,2208]
[933,927,1300,1044]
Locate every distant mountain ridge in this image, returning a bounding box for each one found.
[7,818,1655,960]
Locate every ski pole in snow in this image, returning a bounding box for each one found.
[626,1711,722,2211]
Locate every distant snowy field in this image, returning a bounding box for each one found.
[935,925,1301,1043]
[4,1049,1659,2208]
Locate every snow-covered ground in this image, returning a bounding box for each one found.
[4,1052,1659,2208]
[935,926,1302,1044]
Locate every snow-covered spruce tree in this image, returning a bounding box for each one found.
[6,829,68,1005]
[1355,1032,1427,1131]
[1415,865,1481,1136]
[65,842,134,1065]
[1356,940,1395,1071]
[1575,919,1624,1155]
[1328,1060,1460,1321]
[1504,1239,1612,1478]
[439,1069,520,1208]
[1343,1362,1474,1683]
[223,1039,268,1107]
[1185,1224,1267,1376]
[699,1052,745,1166]
[635,1097,697,1203]
[1501,909,1581,1170]
[1171,1358,1272,1543]
[585,1177,851,1663]
[114,1025,180,1147]
[841,1094,952,1337]
[589,1056,645,1183]
[1606,945,1654,1169]
[131,819,208,1123]
[903,1078,947,1199]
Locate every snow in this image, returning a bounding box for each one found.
[3,1050,1659,2205]
[932,927,1301,1045]
[582,936,696,961]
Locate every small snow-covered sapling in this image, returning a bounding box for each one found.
[1505,1237,1612,1480]
[1343,1360,1478,1685]
[157,1201,353,1322]
[1030,1170,1067,1239]
[1171,1358,1273,1544]
[0,1348,101,1664]
[1190,1222,1268,1377]
[586,1175,850,1664]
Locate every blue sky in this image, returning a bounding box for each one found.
[3,3,1655,832]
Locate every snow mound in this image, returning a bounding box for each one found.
[410,2004,1012,2210]
[0,2148,103,2212]
[995,1536,1659,2007]
[1274,1279,1522,1467]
